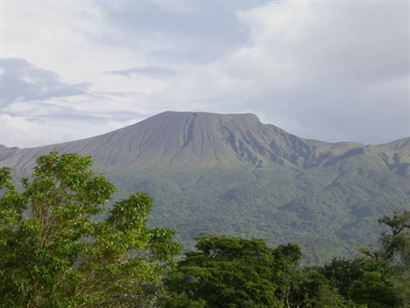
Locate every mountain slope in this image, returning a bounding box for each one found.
[1,112,409,263]
[0,111,320,169]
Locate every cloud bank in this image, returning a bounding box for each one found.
[1,0,408,147]
[1,58,88,106]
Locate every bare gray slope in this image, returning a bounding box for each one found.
[0,111,409,173]
[0,111,315,171]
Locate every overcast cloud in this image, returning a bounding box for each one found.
[0,0,408,147]
[107,66,178,78]
[1,58,88,106]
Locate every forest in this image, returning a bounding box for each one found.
[0,152,409,307]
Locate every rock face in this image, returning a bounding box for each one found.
[1,111,409,263]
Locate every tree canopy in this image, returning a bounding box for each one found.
[0,151,408,307]
[163,214,410,307]
[0,152,181,307]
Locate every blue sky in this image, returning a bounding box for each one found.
[0,0,409,147]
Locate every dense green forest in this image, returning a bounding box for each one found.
[1,152,409,307]
[2,112,409,264]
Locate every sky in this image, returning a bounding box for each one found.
[0,0,409,148]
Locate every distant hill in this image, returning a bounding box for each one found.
[1,111,409,263]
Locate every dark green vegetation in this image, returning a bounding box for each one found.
[0,153,180,307]
[1,112,409,262]
[162,210,410,307]
[163,232,408,308]
[1,152,409,307]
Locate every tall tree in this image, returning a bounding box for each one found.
[164,234,305,307]
[358,210,410,307]
[322,258,401,308]
[378,210,410,307]
[0,152,181,307]
[378,210,410,267]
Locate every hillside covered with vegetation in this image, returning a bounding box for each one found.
[1,152,409,307]
[2,112,408,263]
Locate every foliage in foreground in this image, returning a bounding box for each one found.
[163,233,407,307]
[162,210,410,307]
[0,152,409,307]
[0,152,181,307]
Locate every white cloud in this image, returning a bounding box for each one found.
[150,0,199,14]
[149,1,409,143]
[0,1,176,146]
[0,112,138,148]
[1,0,408,147]
[1,58,88,105]
[233,1,409,143]
[2,1,151,85]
